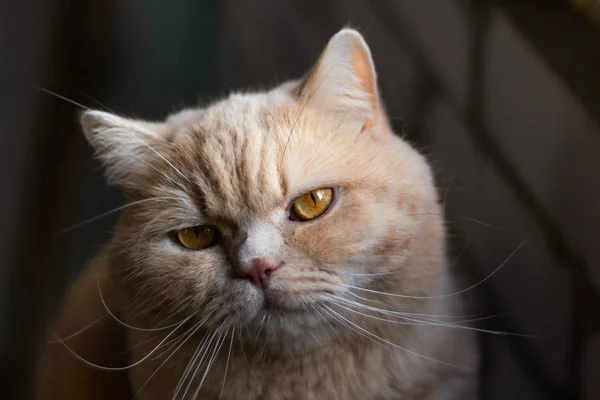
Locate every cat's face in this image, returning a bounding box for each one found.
[82,29,442,346]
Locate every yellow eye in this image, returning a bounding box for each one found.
[290,188,334,221]
[176,225,220,250]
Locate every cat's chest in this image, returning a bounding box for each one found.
[128,334,400,400]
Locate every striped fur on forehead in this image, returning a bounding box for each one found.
[164,93,289,222]
[159,92,396,224]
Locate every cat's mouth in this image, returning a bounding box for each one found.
[262,291,293,312]
[260,289,319,316]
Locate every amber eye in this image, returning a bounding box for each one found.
[176,225,220,250]
[290,188,334,221]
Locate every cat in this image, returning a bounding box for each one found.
[35,28,478,399]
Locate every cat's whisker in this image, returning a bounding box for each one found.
[97,274,191,332]
[34,85,92,110]
[254,314,267,342]
[54,196,182,237]
[322,305,469,369]
[329,297,528,336]
[176,329,218,400]
[53,315,191,372]
[333,294,458,319]
[175,318,227,399]
[252,315,268,365]
[220,327,235,400]
[409,212,502,232]
[149,330,190,361]
[333,293,481,320]
[238,328,256,380]
[127,309,186,349]
[349,270,403,277]
[47,316,103,344]
[331,295,472,326]
[130,152,187,192]
[459,216,502,231]
[34,84,117,113]
[313,304,339,338]
[255,337,267,365]
[192,328,229,400]
[448,234,471,268]
[319,304,400,354]
[151,311,216,361]
[331,299,431,327]
[343,240,525,300]
[442,175,454,214]
[121,331,154,357]
[345,290,386,306]
[129,135,193,186]
[133,315,213,400]
[63,86,115,112]
[331,295,537,337]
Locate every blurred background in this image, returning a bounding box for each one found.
[2,0,600,399]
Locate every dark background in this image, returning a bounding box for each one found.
[2,1,600,399]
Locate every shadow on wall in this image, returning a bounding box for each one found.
[0,1,218,398]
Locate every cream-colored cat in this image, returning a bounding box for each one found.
[36,28,478,399]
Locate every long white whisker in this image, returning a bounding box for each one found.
[54,196,181,236]
[332,294,473,321]
[219,328,235,399]
[150,311,215,361]
[459,216,502,231]
[133,315,212,400]
[97,275,190,331]
[53,315,191,371]
[238,331,256,380]
[343,240,526,299]
[149,329,190,361]
[323,305,468,369]
[36,88,191,191]
[331,299,428,327]
[332,296,471,326]
[47,317,103,344]
[342,291,501,321]
[410,212,502,231]
[34,85,91,110]
[130,136,192,185]
[329,297,525,336]
[313,305,338,337]
[131,152,185,190]
[442,175,454,214]
[345,290,386,306]
[192,328,228,400]
[177,329,218,400]
[332,295,536,337]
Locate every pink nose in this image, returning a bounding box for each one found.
[239,257,281,289]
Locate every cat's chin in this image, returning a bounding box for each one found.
[244,308,333,353]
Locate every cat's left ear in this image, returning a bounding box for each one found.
[295,28,387,133]
[80,110,171,187]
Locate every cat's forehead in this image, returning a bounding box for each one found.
[171,93,293,221]
[165,90,369,223]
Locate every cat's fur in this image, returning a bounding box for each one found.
[36,29,478,399]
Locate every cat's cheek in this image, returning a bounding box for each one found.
[283,196,365,264]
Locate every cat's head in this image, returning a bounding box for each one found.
[82,29,444,347]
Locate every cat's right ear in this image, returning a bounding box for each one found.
[80,110,170,187]
[293,28,388,134]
